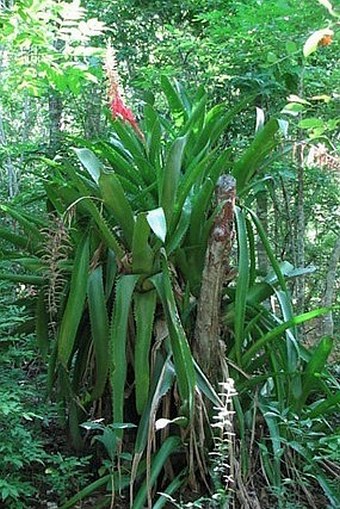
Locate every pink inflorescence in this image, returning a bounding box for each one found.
[110,93,139,130]
[105,43,144,139]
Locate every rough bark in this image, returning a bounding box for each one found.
[322,236,340,337]
[194,175,236,380]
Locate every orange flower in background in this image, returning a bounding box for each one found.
[104,44,144,139]
[318,34,333,46]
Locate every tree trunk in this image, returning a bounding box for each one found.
[48,91,63,158]
[0,103,18,198]
[17,93,34,185]
[322,236,340,337]
[194,175,236,381]
[84,84,102,139]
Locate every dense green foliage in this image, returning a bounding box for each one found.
[0,0,339,508]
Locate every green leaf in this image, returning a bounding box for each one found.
[166,198,191,255]
[160,135,187,224]
[73,147,103,184]
[281,102,305,116]
[308,392,340,419]
[152,471,186,509]
[297,336,333,410]
[233,118,279,193]
[0,226,31,251]
[286,41,297,54]
[99,170,135,248]
[97,140,144,188]
[242,308,331,367]
[160,75,189,121]
[132,355,175,488]
[59,475,111,509]
[0,273,44,285]
[316,0,337,16]
[57,234,90,366]
[298,118,324,129]
[234,207,250,365]
[132,436,181,509]
[132,213,154,274]
[134,290,157,414]
[88,266,110,400]
[0,204,43,243]
[110,275,139,435]
[151,251,196,417]
[147,207,167,243]
[61,164,125,259]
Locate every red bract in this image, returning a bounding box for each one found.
[110,93,138,130]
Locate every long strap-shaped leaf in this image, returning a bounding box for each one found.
[65,164,125,260]
[151,251,196,417]
[0,204,43,243]
[160,75,189,121]
[57,234,90,366]
[242,307,331,367]
[232,118,279,193]
[0,273,44,285]
[88,266,110,400]
[132,435,181,509]
[132,213,154,274]
[110,274,139,433]
[248,208,298,375]
[99,171,135,249]
[234,207,250,365]
[131,355,175,494]
[296,336,333,412]
[97,140,144,187]
[308,391,340,419]
[0,226,31,251]
[134,290,157,414]
[73,147,103,184]
[160,136,187,225]
[193,95,255,158]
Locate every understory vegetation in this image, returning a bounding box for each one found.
[0,0,339,508]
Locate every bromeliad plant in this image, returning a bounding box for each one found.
[0,75,260,504]
[0,71,339,507]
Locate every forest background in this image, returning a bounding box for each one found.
[0,0,339,508]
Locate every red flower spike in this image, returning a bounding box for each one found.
[110,93,138,130]
[105,43,144,140]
